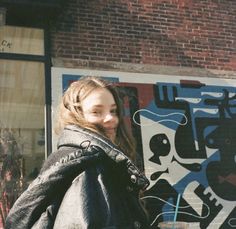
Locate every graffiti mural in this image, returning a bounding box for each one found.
[52,68,236,229]
[133,81,236,229]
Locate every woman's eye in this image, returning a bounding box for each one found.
[91,110,101,115]
[111,109,117,115]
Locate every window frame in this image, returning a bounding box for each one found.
[0,25,52,158]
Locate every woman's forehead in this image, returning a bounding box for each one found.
[81,88,116,108]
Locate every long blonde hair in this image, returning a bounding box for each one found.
[55,76,136,160]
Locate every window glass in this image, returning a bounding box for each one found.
[0,59,45,225]
[0,26,44,55]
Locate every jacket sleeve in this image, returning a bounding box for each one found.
[53,162,149,229]
[5,157,82,229]
[5,171,64,229]
[53,166,112,229]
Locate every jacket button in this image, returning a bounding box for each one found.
[131,174,137,183]
[134,221,141,228]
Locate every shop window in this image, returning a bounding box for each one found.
[0,26,45,228]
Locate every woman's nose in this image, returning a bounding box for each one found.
[103,113,114,122]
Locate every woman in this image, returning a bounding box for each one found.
[5,76,150,229]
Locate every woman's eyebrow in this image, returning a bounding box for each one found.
[91,104,117,108]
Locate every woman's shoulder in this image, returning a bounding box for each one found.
[40,145,106,174]
[40,147,75,172]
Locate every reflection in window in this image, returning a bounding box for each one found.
[0,59,45,227]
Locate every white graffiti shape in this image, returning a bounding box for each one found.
[175,97,201,104]
[132,108,188,127]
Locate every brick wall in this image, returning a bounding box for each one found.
[51,0,236,71]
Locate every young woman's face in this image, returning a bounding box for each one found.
[81,88,119,142]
